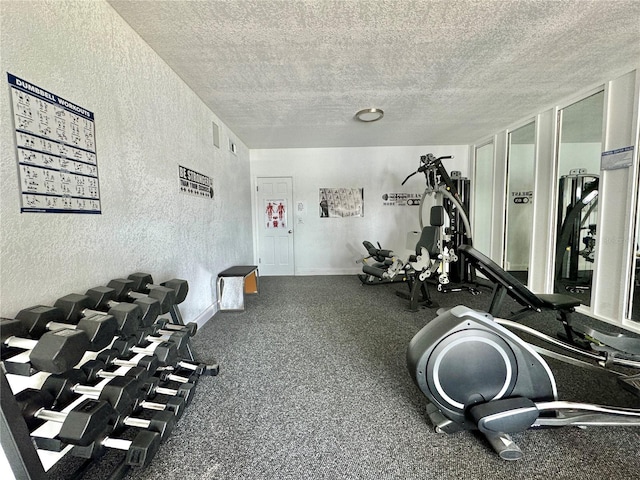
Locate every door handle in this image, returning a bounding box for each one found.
[288,230,293,234]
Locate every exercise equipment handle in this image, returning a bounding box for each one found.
[401,170,418,185]
[401,155,454,185]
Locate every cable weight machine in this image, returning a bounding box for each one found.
[554,170,599,297]
[401,154,475,291]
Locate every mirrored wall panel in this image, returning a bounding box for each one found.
[473,142,495,256]
[632,195,640,321]
[554,91,604,305]
[505,122,536,285]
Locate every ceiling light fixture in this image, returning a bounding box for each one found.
[355,108,384,122]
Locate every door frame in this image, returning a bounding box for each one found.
[253,176,295,275]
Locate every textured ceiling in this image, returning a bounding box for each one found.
[108,0,640,149]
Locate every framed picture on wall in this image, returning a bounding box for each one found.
[319,188,363,218]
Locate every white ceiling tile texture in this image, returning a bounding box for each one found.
[108,0,640,148]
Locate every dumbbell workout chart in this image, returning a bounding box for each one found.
[8,73,101,214]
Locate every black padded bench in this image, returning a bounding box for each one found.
[458,244,640,385]
[458,244,581,326]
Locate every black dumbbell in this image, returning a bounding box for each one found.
[154,369,198,386]
[16,305,118,351]
[131,324,190,352]
[1,318,90,374]
[42,371,140,415]
[158,360,218,377]
[74,354,191,412]
[128,273,189,304]
[146,330,191,356]
[112,337,179,366]
[154,318,198,337]
[95,349,160,376]
[54,293,141,337]
[86,286,160,328]
[81,359,153,384]
[142,376,196,406]
[108,278,176,314]
[112,410,176,443]
[14,388,114,446]
[78,370,187,419]
[71,428,161,468]
[136,394,186,420]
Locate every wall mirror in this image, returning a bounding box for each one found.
[632,194,640,321]
[505,122,536,285]
[554,90,604,305]
[473,142,495,256]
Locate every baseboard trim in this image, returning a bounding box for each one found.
[193,303,217,328]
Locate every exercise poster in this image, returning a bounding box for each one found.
[265,199,287,228]
[8,73,101,214]
[319,188,364,218]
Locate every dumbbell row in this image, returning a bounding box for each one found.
[17,385,174,451]
[128,272,189,305]
[1,319,196,382]
[1,318,92,374]
[107,273,189,316]
[16,305,118,351]
[19,274,190,341]
[15,372,195,472]
[18,362,201,449]
[23,392,174,468]
[86,353,201,392]
[3,308,203,409]
[3,291,198,378]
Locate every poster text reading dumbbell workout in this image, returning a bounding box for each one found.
[8,73,101,214]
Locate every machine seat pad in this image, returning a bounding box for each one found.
[536,294,582,310]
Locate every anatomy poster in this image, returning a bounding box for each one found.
[8,73,100,214]
[319,188,364,218]
[265,199,287,228]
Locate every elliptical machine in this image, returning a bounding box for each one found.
[407,306,640,460]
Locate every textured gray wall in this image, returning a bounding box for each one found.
[0,1,253,323]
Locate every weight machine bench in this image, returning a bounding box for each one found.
[458,244,640,361]
[217,266,259,312]
[458,244,586,339]
[459,244,580,319]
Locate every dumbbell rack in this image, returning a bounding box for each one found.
[1,370,48,479]
[1,275,216,480]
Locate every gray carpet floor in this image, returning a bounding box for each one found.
[49,275,640,479]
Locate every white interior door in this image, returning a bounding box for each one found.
[257,177,294,275]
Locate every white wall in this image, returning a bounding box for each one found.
[0,1,253,325]
[250,145,469,275]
